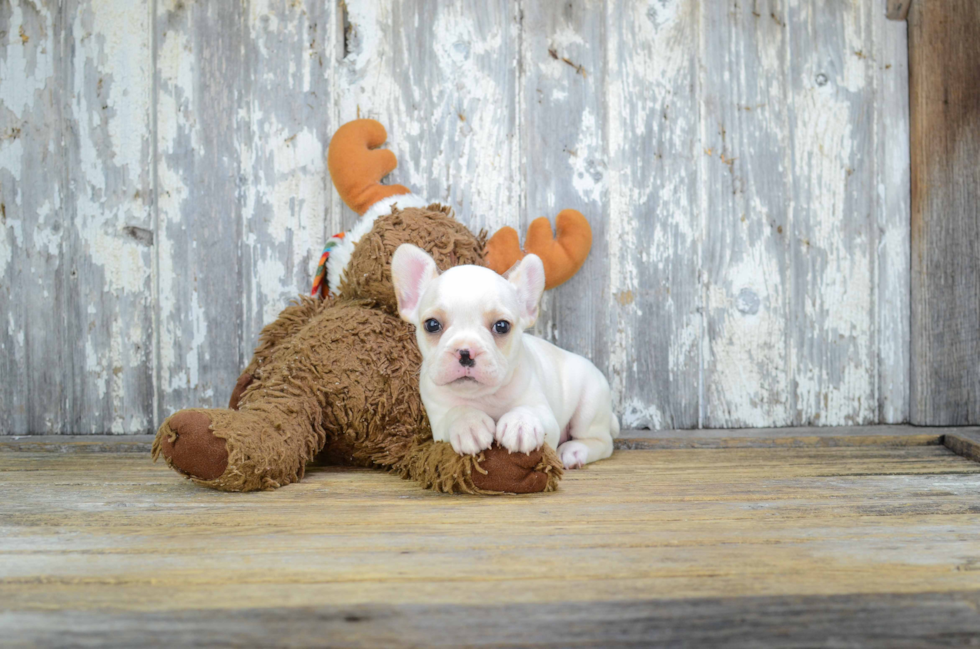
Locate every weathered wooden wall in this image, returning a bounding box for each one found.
[0,0,911,434]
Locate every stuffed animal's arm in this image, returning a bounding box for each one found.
[394,436,562,494]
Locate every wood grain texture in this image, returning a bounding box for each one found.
[909,0,980,425]
[65,0,155,433]
[944,429,980,464]
[239,0,338,353]
[0,1,913,434]
[338,0,520,235]
[606,0,701,429]
[1,447,980,645]
[0,434,155,453]
[154,0,248,414]
[616,424,948,449]
[700,0,795,428]
[875,13,911,423]
[6,591,980,648]
[0,0,70,434]
[519,0,606,363]
[785,1,878,428]
[702,2,901,428]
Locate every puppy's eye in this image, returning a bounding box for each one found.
[423,318,442,334]
[492,320,511,335]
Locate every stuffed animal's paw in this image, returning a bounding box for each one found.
[448,410,495,455]
[495,407,544,454]
[470,444,562,494]
[154,410,229,480]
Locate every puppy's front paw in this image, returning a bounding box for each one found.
[448,410,495,456]
[495,408,545,454]
[558,441,589,469]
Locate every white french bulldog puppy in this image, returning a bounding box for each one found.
[390,244,620,470]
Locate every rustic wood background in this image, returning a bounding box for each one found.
[909,0,980,426]
[0,0,911,435]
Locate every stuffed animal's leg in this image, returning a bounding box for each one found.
[392,438,563,495]
[153,394,325,492]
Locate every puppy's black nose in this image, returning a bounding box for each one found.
[458,349,475,367]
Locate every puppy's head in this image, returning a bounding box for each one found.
[391,244,545,394]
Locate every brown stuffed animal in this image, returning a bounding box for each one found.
[152,120,592,494]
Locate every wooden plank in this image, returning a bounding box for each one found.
[909,0,980,425]
[4,591,980,649]
[944,429,980,464]
[0,1,156,435]
[64,0,155,433]
[699,1,794,428]
[776,0,879,427]
[0,435,154,453]
[1,447,980,622]
[603,0,701,428]
[518,0,605,359]
[875,11,911,423]
[338,0,520,235]
[239,0,338,351]
[0,1,70,434]
[154,0,248,414]
[616,424,946,449]
[702,1,884,428]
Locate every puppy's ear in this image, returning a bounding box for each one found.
[506,253,546,327]
[391,244,439,323]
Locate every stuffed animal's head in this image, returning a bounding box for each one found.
[326,119,593,312]
[337,204,486,316]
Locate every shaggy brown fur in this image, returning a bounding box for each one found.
[153,206,563,494]
[340,203,487,315]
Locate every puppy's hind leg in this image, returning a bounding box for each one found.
[558,430,614,469]
[557,384,617,469]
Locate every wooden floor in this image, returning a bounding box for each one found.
[3,429,980,647]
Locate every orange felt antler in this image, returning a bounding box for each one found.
[328,119,411,215]
[486,209,592,290]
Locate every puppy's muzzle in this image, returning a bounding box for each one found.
[457,349,475,368]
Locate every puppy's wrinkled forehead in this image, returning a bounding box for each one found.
[423,266,517,314]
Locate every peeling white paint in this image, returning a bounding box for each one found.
[568,108,604,206]
[154,161,184,392]
[32,200,60,256]
[0,2,55,119]
[621,398,666,430]
[156,28,196,153]
[342,1,519,234]
[65,0,154,431]
[603,0,701,424]
[238,0,333,357]
[0,0,911,434]
[181,290,208,392]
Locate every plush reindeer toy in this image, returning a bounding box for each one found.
[153,119,592,494]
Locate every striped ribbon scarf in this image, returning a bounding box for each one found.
[310,232,346,298]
